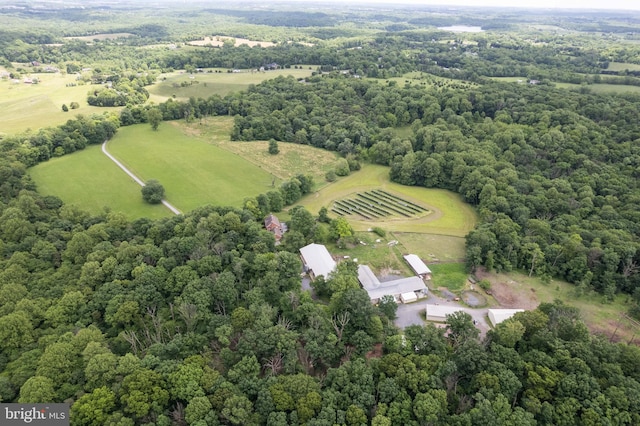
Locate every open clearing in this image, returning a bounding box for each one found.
[149,67,315,102]
[0,73,114,135]
[476,268,639,342]
[29,145,170,219]
[297,164,477,237]
[107,122,276,213]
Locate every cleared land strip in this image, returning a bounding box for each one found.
[101,140,182,215]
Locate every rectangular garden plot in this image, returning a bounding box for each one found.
[332,191,429,220]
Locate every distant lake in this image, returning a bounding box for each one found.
[438,25,484,33]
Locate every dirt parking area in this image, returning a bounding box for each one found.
[475,268,540,310]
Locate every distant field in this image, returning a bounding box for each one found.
[187,36,275,47]
[149,67,316,102]
[29,145,170,219]
[297,164,477,237]
[490,76,528,82]
[370,71,477,89]
[0,73,114,135]
[107,122,277,213]
[64,33,134,41]
[607,62,640,72]
[555,82,640,93]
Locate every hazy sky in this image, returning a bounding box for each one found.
[289,0,640,11]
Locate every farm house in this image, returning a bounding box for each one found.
[300,243,336,280]
[403,254,432,280]
[425,305,466,322]
[488,309,525,326]
[357,265,428,304]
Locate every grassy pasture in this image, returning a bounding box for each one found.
[107,122,277,213]
[392,232,466,262]
[0,73,113,135]
[149,67,316,102]
[607,62,640,72]
[29,145,170,219]
[297,164,477,237]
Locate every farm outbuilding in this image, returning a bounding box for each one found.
[488,309,525,326]
[357,265,428,304]
[403,254,432,280]
[425,305,465,322]
[300,243,336,280]
[400,292,418,303]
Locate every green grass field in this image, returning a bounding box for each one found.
[429,263,468,291]
[29,144,170,219]
[297,164,477,237]
[0,72,114,135]
[607,62,640,72]
[148,67,316,102]
[107,122,277,213]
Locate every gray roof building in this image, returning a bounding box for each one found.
[358,265,428,303]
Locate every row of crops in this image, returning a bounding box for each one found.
[331,190,428,220]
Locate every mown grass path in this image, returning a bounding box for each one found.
[102,140,182,215]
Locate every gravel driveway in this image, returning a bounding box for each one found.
[395,292,491,336]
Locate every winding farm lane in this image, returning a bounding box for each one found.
[101,140,182,215]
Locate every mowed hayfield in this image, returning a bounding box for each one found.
[177,117,342,187]
[29,144,170,219]
[148,67,316,102]
[0,71,113,135]
[107,122,278,212]
[297,164,477,237]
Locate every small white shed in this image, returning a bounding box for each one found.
[488,309,525,326]
[400,291,418,304]
[426,305,465,322]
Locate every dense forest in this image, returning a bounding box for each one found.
[2,1,640,425]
